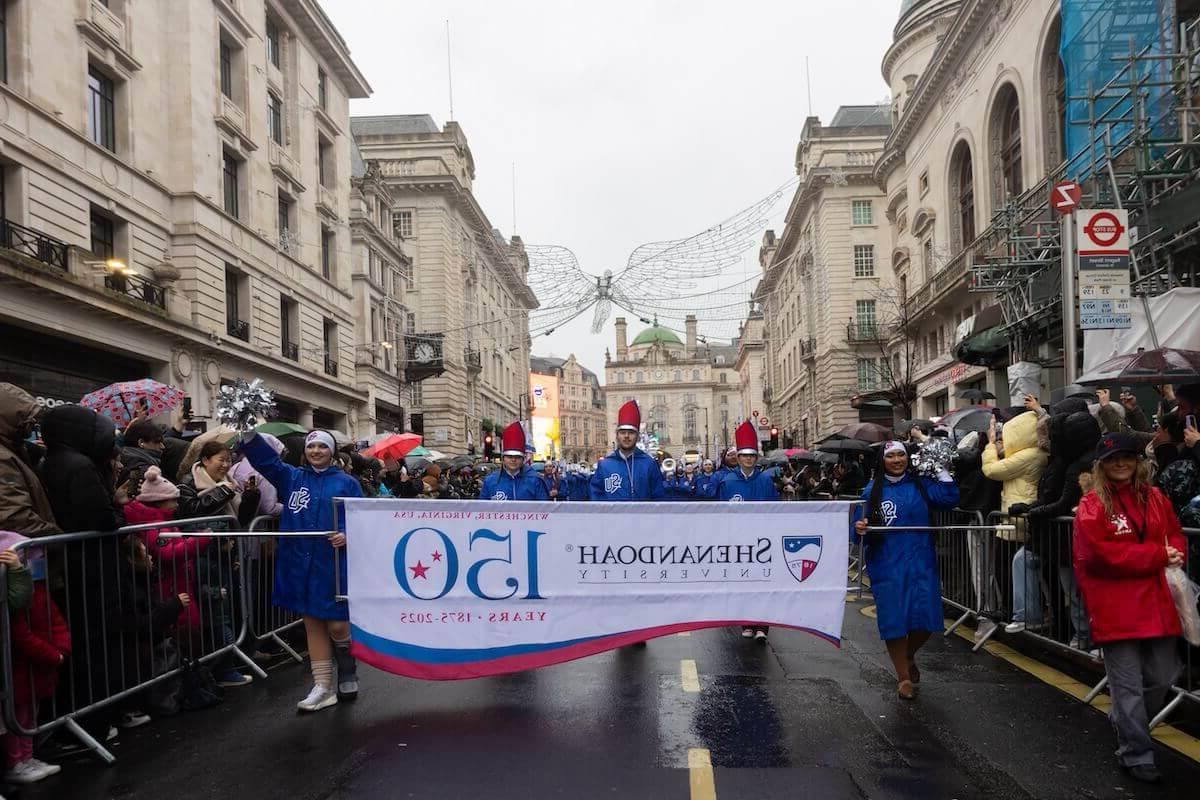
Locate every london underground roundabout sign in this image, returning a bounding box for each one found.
[1078,209,1130,255]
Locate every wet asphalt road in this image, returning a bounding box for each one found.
[25,597,1200,800]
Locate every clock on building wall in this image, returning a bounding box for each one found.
[404,332,445,384]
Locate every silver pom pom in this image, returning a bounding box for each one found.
[216,378,276,431]
[911,436,956,478]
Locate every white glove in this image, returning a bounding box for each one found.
[935,469,953,483]
[241,430,256,442]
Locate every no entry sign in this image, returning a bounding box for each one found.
[1051,181,1081,215]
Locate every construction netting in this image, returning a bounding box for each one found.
[1062,0,1178,176]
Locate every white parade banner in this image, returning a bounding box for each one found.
[344,499,850,679]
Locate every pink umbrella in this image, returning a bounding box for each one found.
[80,379,184,428]
[363,432,423,461]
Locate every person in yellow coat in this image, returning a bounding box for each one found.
[981,410,1048,633]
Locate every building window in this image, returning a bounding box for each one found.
[225,267,249,341]
[267,92,283,145]
[321,227,334,280]
[222,152,240,218]
[318,135,333,188]
[393,210,413,239]
[635,371,644,383]
[280,296,298,360]
[856,358,879,390]
[317,68,327,110]
[265,18,281,68]
[673,370,681,382]
[993,85,1023,200]
[90,210,115,259]
[918,170,929,196]
[219,39,233,98]
[719,373,727,384]
[0,1,7,84]
[899,274,908,302]
[922,238,934,276]
[323,319,338,376]
[277,191,294,251]
[852,200,873,226]
[855,299,877,337]
[952,142,975,252]
[87,66,116,151]
[853,245,875,278]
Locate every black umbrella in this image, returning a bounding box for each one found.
[404,455,432,471]
[761,451,790,467]
[818,439,873,454]
[937,407,994,441]
[956,388,997,402]
[795,451,839,465]
[897,419,935,436]
[1076,347,1200,386]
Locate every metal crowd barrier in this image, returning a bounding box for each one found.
[0,515,254,763]
[239,515,306,667]
[1148,526,1200,729]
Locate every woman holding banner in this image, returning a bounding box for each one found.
[853,441,959,700]
[241,429,363,713]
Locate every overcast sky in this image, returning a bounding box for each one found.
[328,0,900,378]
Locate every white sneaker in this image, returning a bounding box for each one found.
[754,630,768,642]
[120,711,152,729]
[297,684,338,712]
[8,759,58,783]
[28,759,61,777]
[1004,621,1026,634]
[741,628,754,638]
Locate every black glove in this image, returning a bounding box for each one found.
[1008,503,1031,516]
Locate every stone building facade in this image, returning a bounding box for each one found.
[349,141,412,434]
[604,317,743,458]
[350,115,537,454]
[755,106,895,447]
[0,0,372,432]
[875,0,1065,416]
[529,354,607,463]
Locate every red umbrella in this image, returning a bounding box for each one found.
[1077,347,1200,386]
[835,422,892,443]
[363,432,423,461]
[80,379,184,428]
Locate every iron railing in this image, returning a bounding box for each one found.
[324,357,338,377]
[0,218,68,269]
[227,318,250,341]
[104,272,167,309]
[282,340,299,360]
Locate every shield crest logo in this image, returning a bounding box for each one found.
[783,536,822,583]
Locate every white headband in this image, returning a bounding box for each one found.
[306,430,336,451]
[883,441,907,457]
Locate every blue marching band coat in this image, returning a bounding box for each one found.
[716,467,780,502]
[692,470,722,499]
[242,432,363,621]
[589,448,666,501]
[481,466,551,501]
[851,473,959,640]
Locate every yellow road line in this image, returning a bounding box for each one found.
[688,748,717,800]
[855,604,1200,763]
[681,659,701,693]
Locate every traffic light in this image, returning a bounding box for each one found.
[769,426,779,450]
[483,434,494,460]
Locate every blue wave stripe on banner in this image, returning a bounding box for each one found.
[350,624,613,664]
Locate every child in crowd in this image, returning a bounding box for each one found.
[198,537,253,687]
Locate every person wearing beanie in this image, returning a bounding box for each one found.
[240,428,363,713]
[852,441,960,700]
[1073,433,1187,784]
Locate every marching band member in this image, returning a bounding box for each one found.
[480,422,550,501]
[694,459,720,499]
[718,420,780,641]
[590,400,665,647]
[589,401,665,502]
[852,441,959,700]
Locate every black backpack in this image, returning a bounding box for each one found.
[179,660,224,711]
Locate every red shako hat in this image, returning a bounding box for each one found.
[735,420,759,455]
[617,400,641,432]
[501,421,526,457]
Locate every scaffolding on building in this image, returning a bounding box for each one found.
[968,1,1200,362]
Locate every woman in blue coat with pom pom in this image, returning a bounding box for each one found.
[852,441,959,700]
[242,429,362,713]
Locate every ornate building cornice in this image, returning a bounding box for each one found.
[875,0,1015,186]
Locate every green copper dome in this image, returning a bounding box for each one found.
[631,325,683,347]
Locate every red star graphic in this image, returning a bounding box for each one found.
[431,550,443,562]
[410,560,430,579]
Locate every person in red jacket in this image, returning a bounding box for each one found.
[1073,433,1187,785]
[7,581,71,784]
